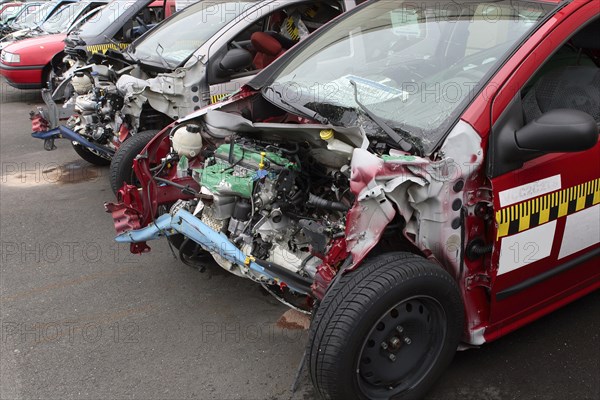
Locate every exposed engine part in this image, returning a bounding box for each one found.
[173,138,351,306]
[67,80,124,149]
[172,124,204,158]
[227,200,251,237]
[307,193,349,212]
[320,129,354,157]
[71,73,94,95]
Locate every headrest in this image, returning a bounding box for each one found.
[251,32,282,56]
[571,19,600,50]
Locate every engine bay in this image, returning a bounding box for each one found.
[110,95,487,313]
[161,121,357,309]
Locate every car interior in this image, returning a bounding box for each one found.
[121,5,164,41]
[209,2,344,83]
[488,17,600,178]
[522,17,600,126]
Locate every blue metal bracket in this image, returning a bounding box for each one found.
[32,126,115,157]
[115,209,311,294]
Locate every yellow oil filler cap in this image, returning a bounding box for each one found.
[320,129,334,141]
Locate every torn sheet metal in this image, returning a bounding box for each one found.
[345,121,484,275]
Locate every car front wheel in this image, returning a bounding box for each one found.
[71,142,111,166]
[308,252,464,400]
[109,130,159,194]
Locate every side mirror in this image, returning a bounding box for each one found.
[217,48,253,78]
[515,109,598,152]
[488,107,598,178]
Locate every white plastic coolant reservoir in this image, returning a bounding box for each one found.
[172,124,203,158]
[71,74,93,95]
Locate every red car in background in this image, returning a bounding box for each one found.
[0,0,178,89]
[0,1,108,89]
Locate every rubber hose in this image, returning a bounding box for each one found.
[307,193,349,212]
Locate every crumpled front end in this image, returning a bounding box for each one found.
[30,64,128,158]
[106,99,486,319]
[346,121,484,276]
[116,63,208,132]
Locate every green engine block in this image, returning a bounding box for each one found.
[196,143,295,198]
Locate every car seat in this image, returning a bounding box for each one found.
[523,19,600,125]
[251,32,285,69]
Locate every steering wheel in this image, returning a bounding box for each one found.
[231,41,243,50]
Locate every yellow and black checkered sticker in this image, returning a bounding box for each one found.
[496,178,600,239]
[304,6,318,18]
[210,94,228,104]
[86,43,129,55]
[285,18,300,41]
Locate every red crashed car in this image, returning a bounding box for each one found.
[0,1,107,89]
[107,0,599,399]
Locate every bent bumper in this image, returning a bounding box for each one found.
[113,208,312,294]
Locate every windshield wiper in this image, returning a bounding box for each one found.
[349,80,413,153]
[155,44,172,70]
[263,86,329,125]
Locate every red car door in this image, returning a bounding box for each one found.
[485,2,600,338]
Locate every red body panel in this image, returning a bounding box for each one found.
[460,0,600,343]
[0,65,44,86]
[2,33,67,66]
[0,34,66,87]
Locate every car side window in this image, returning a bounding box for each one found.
[208,2,345,85]
[520,18,600,125]
[487,17,600,178]
[116,6,160,42]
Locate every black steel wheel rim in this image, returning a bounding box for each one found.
[356,296,447,399]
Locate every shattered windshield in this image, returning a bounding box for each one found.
[131,0,256,68]
[264,0,554,154]
[40,2,87,33]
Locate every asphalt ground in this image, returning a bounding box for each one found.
[0,79,598,400]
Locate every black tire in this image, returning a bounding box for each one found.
[308,252,464,400]
[109,130,159,194]
[42,64,52,90]
[71,142,111,166]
